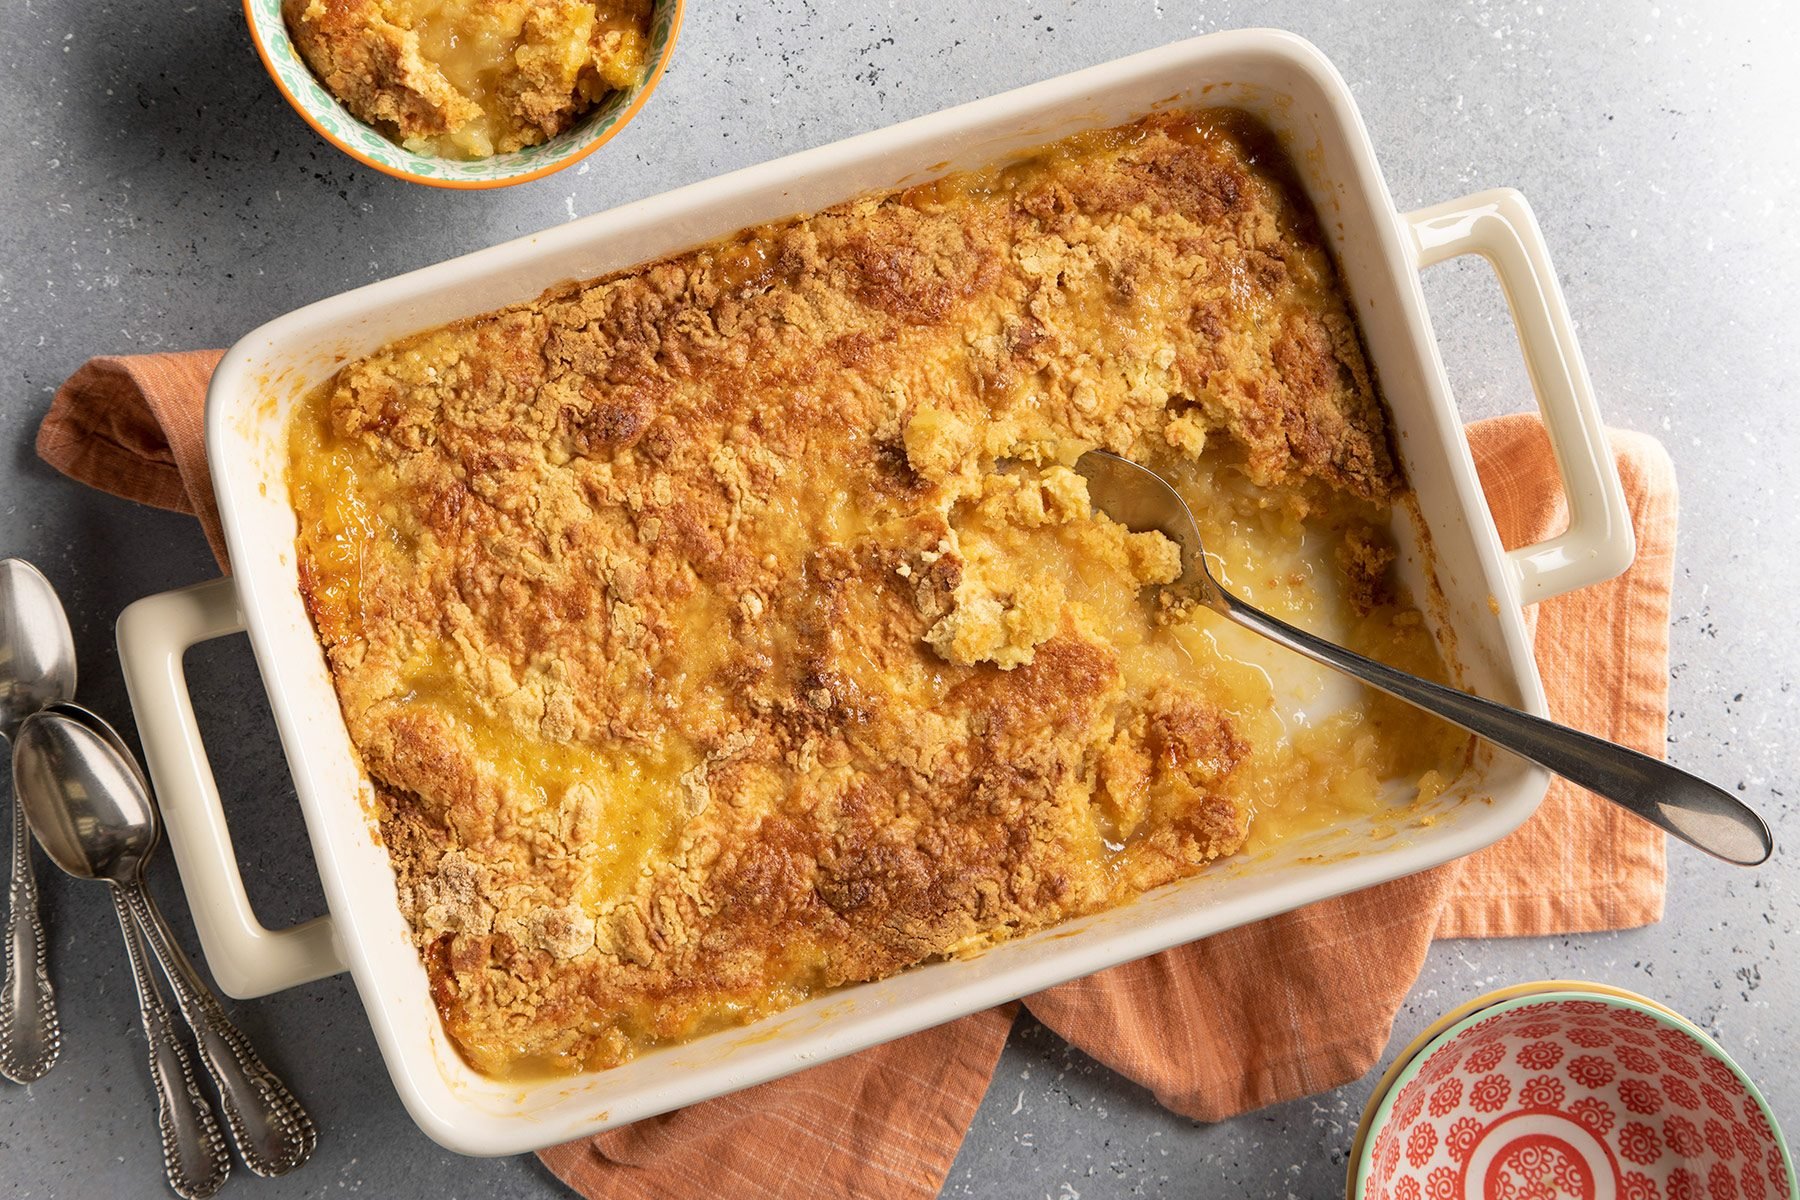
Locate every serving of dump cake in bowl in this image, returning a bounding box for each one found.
[284,0,652,159]
[286,108,1472,1079]
[244,0,680,186]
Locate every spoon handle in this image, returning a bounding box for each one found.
[123,885,317,1177]
[0,796,60,1082]
[111,888,230,1199]
[1220,596,1775,865]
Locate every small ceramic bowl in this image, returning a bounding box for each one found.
[1351,983,1793,1200]
[242,0,684,189]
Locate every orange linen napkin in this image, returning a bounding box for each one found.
[39,353,1676,1200]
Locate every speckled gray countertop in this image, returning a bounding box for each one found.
[1,1,1795,1196]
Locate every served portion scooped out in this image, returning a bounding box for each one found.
[287,109,1472,1078]
[284,0,653,159]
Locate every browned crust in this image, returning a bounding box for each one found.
[1337,521,1399,615]
[290,110,1402,1075]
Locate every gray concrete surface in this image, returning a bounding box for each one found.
[1,1,1795,1196]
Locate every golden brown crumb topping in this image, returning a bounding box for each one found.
[284,0,651,159]
[288,110,1462,1078]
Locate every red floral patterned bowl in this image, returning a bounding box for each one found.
[1351,986,1793,1200]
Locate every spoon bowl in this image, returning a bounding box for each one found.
[13,712,159,887]
[0,560,78,741]
[42,701,149,790]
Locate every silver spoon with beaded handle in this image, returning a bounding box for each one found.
[13,708,229,1197]
[0,559,72,1084]
[14,710,315,1181]
[48,700,317,1172]
[1073,449,1773,866]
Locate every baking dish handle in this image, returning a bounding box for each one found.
[116,577,345,1000]
[1405,188,1635,605]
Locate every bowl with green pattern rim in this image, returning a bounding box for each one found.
[243,0,684,190]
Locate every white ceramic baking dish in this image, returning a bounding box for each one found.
[115,30,1633,1156]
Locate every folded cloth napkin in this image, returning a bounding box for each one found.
[39,351,1678,1200]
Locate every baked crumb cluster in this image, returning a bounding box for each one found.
[289,110,1460,1077]
[284,0,652,159]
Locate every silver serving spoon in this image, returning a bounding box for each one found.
[15,710,318,1193]
[0,559,72,1082]
[1073,449,1774,866]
